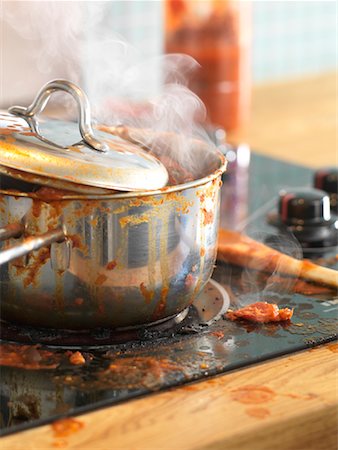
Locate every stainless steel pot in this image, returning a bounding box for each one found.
[0,147,226,329]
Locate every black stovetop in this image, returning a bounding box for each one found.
[1,152,337,436]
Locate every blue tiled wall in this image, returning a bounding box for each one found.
[252,1,336,82]
[83,1,336,85]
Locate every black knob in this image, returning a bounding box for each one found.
[278,188,332,226]
[314,168,338,212]
[272,188,338,250]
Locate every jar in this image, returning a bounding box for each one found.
[165,0,251,131]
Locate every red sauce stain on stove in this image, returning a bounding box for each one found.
[245,407,271,419]
[102,356,183,390]
[139,282,154,304]
[210,330,225,340]
[327,342,338,353]
[0,343,61,369]
[68,351,86,366]
[226,302,293,324]
[51,418,84,447]
[230,385,276,404]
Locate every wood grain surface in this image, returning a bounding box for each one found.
[1,73,337,450]
[1,345,337,450]
[228,72,337,168]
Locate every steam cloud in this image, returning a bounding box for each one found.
[237,230,303,306]
[1,1,218,181]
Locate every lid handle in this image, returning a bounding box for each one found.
[8,79,108,153]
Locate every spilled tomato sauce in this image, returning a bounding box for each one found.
[0,343,61,369]
[245,407,271,419]
[68,351,86,366]
[210,330,225,340]
[52,418,84,438]
[107,356,181,383]
[327,342,338,353]
[230,385,276,404]
[226,302,293,324]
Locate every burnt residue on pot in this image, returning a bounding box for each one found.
[11,247,51,288]
[1,162,224,329]
[0,113,226,329]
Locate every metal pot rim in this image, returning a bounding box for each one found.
[0,152,227,201]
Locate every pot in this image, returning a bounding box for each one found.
[0,150,225,330]
[0,81,226,330]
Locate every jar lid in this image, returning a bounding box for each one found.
[0,80,168,192]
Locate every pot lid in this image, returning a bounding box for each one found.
[0,164,112,195]
[0,80,169,192]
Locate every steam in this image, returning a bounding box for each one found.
[1,2,84,76]
[1,1,218,182]
[238,230,303,306]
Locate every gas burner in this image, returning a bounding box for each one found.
[0,279,229,349]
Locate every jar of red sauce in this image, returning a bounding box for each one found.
[165,0,251,132]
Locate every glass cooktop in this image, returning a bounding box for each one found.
[1,152,337,436]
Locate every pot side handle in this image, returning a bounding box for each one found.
[0,225,66,266]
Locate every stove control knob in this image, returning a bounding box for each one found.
[278,188,332,226]
[276,188,337,249]
[314,168,338,213]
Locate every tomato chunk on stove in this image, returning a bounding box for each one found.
[226,301,293,323]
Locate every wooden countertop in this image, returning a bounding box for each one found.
[2,345,337,450]
[1,73,337,450]
[229,72,337,168]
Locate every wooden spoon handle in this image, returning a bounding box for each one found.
[217,229,338,289]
